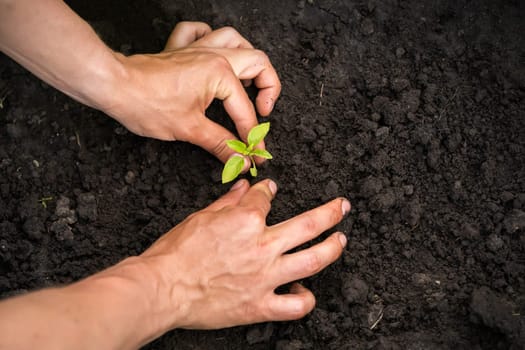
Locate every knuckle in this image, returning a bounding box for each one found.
[209,137,229,157]
[329,235,344,257]
[219,26,239,37]
[186,211,212,227]
[175,122,197,142]
[254,50,271,67]
[242,208,266,227]
[305,252,323,274]
[289,297,315,319]
[328,204,342,225]
[254,49,269,61]
[275,78,282,91]
[303,295,316,315]
[209,54,231,71]
[301,215,318,234]
[174,21,189,30]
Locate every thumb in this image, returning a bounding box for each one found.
[204,179,250,212]
[186,114,240,163]
[267,283,316,321]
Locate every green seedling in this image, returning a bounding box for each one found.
[38,196,53,209]
[221,122,273,184]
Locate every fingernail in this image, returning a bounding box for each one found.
[341,199,351,216]
[338,233,347,248]
[268,180,277,195]
[230,180,244,191]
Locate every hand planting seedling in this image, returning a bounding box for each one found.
[221,122,273,184]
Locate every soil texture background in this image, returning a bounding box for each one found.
[1,0,524,349]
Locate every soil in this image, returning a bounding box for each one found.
[1,0,524,349]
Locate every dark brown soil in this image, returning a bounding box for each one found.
[1,0,524,349]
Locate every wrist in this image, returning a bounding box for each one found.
[73,50,127,112]
[69,255,178,348]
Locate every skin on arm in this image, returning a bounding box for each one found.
[0,259,163,349]
[0,179,351,349]
[0,0,281,163]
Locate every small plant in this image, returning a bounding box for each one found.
[221,122,273,184]
[38,196,53,209]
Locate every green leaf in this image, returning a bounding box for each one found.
[250,166,257,177]
[251,149,273,160]
[222,156,244,184]
[226,140,248,154]
[247,122,270,147]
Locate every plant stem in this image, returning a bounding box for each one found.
[249,155,257,177]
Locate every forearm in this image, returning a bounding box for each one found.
[0,0,122,110]
[0,257,169,350]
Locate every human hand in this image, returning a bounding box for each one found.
[104,22,281,163]
[138,179,350,330]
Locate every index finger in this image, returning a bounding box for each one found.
[218,48,281,117]
[238,179,278,219]
[266,198,350,253]
[253,61,281,116]
[213,58,267,158]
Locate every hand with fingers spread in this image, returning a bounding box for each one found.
[138,179,351,329]
[104,21,281,163]
[0,179,350,349]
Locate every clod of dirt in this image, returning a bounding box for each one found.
[460,223,481,240]
[360,18,375,35]
[358,118,378,132]
[369,189,396,212]
[470,287,525,347]
[55,196,77,224]
[411,273,432,286]
[372,96,391,114]
[400,89,421,113]
[5,123,28,139]
[375,127,390,139]
[403,185,414,196]
[401,199,422,227]
[342,276,369,305]
[14,239,33,260]
[486,234,504,252]
[275,339,311,350]
[324,180,340,199]
[22,217,44,240]
[307,308,339,340]
[77,193,97,221]
[500,191,515,203]
[444,132,462,152]
[395,47,406,58]
[124,170,136,184]
[514,194,525,210]
[246,323,274,345]
[162,181,182,205]
[391,78,410,93]
[503,209,525,234]
[50,219,74,241]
